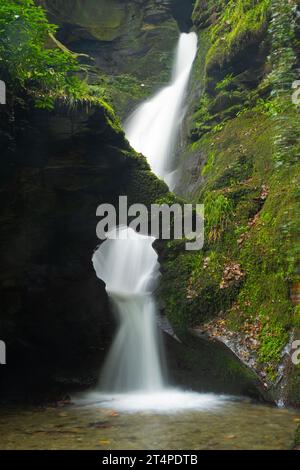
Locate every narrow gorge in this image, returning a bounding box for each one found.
[0,0,300,451]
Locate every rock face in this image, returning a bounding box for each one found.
[38,0,180,84]
[162,0,300,406]
[164,332,269,401]
[0,97,168,399]
[0,0,287,404]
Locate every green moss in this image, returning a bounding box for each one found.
[204,193,234,242]
[294,425,300,448]
[258,325,289,374]
[162,102,300,376]
[164,0,300,399]
[201,151,215,177]
[190,1,272,142]
[216,73,235,91]
[111,74,150,100]
[166,331,265,399]
[125,160,169,208]
[159,247,195,337]
[206,0,271,69]
[292,306,300,328]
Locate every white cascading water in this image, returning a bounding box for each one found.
[80,33,226,411]
[92,33,198,396]
[125,32,198,186]
[92,227,164,392]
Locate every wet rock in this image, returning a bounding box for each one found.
[37,0,179,84]
[0,96,169,400]
[164,331,271,402]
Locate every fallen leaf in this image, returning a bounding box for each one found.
[99,440,110,446]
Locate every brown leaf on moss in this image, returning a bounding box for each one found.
[220,263,245,289]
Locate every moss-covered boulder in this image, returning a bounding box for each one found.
[164,332,270,401]
[167,0,300,405]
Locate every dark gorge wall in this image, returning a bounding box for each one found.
[0,96,168,400]
[38,0,180,81]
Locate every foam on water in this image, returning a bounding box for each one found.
[77,390,230,414]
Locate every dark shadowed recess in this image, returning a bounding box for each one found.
[171,0,195,32]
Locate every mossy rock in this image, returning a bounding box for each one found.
[294,425,300,448]
[172,100,300,395]
[286,366,300,408]
[209,90,248,115]
[164,331,270,401]
[39,0,133,41]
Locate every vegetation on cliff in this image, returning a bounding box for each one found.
[0,0,87,109]
[161,0,300,402]
[34,0,181,119]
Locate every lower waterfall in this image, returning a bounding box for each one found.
[92,227,164,392]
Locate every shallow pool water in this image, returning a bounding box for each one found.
[0,393,299,450]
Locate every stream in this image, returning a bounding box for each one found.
[0,398,299,450]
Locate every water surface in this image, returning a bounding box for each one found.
[0,396,299,450]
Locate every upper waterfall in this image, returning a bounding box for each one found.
[124,32,198,186]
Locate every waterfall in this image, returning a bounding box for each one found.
[91,33,198,398]
[93,227,164,392]
[125,32,198,187]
